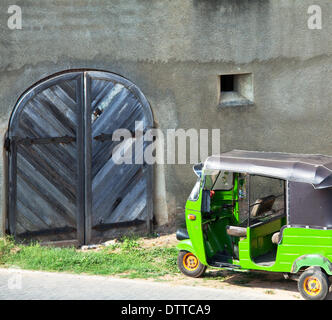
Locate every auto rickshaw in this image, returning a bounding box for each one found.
[176,150,332,300]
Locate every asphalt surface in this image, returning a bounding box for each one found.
[0,268,284,300]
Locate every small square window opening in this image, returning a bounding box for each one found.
[219,73,254,108]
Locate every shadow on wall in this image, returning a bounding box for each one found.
[190,0,272,61]
[193,0,270,12]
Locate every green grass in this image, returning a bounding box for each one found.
[264,289,275,295]
[0,236,179,279]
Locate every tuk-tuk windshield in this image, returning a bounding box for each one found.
[188,178,201,201]
[204,170,234,191]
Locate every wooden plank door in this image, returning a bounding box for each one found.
[7,70,153,245]
[85,71,154,243]
[8,72,85,245]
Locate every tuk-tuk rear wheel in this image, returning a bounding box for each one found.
[177,250,206,278]
[298,268,330,300]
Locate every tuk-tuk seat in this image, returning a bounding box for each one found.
[271,231,280,244]
[226,225,247,237]
[251,195,276,217]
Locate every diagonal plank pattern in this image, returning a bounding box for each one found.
[89,77,151,242]
[8,71,153,245]
[8,74,83,244]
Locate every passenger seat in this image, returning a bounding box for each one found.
[226,225,247,237]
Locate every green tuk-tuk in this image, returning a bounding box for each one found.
[176,150,332,300]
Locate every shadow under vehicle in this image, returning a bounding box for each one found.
[176,150,332,300]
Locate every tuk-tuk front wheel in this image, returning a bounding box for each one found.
[298,268,330,300]
[177,250,206,278]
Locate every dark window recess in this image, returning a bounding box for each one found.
[218,73,254,108]
[220,75,234,92]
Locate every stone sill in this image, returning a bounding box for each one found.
[218,100,254,108]
[218,91,254,108]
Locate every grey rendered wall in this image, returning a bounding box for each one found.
[0,0,331,235]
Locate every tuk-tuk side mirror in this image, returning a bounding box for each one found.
[193,163,203,177]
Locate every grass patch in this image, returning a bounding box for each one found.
[264,289,275,295]
[0,236,179,279]
[0,236,17,264]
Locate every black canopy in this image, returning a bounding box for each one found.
[204,150,332,189]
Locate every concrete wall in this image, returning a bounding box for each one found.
[0,0,331,235]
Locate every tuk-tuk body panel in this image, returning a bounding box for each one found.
[277,227,332,275]
[249,216,286,258]
[185,197,202,212]
[238,227,332,274]
[238,230,294,273]
[182,189,208,265]
[291,255,332,274]
[176,239,197,257]
[184,210,208,265]
[237,228,287,272]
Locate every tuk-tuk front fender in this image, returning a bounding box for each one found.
[176,239,197,256]
[291,254,332,275]
[176,239,208,266]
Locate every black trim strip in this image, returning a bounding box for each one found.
[16,135,76,145]
[17,226,77,238]
[93,127,154,142]
[92,219,146,231]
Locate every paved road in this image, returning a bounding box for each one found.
[0,268,283,300]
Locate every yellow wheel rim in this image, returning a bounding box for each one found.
[303,276,322,296]
[183,253,199,271]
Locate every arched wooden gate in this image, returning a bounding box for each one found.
[6,70,153,245]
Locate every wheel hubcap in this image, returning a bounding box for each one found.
[303,276,322,296]
[183,253,199,271]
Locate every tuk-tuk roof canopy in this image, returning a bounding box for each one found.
[204,150,332,189]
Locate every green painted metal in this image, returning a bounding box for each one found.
[279,228,332,275]
[183,208,207,264]
[176,238,197,256]
[177,171,332,275]
[239,227,332,274]
[177,173,239,266]
[291,254,332,274]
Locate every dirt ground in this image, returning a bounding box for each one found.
[123,233,302,299]
[139,232,179,249]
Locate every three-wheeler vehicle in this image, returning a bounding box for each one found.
[176,150,332,300]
